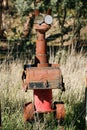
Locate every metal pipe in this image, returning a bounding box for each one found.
[0,99,1,130]
[85,71,87,126]
[35,23,50,67]
[34,17,53,112]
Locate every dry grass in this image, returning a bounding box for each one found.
[53,49,87,103]
[0,61,33,129]
[53,49,87,129]
[0,49,87,129]
[61,52,86,103]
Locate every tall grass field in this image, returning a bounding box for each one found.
[0,49,87,130]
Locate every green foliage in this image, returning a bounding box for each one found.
[15,0,34,16]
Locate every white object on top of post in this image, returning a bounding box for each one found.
[45,15,53,25]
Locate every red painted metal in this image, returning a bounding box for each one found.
[34,89,52,112]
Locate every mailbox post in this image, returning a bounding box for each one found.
[22,9,65,129]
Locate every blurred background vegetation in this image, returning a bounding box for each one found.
[0,0,87,130]
[0,0,87,61]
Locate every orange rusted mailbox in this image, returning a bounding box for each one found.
[22,10,65,126]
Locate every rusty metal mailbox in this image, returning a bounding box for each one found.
[22,10,65,127]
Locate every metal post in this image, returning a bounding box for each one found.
[0,100,1,130]
[85,71,87,127]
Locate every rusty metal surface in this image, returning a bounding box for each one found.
[35,23,50,66]
[23,102,34,122]
[22,9,65,116]
[35,23,50,33]
[26,67,62,81]
[54,102,65,120]
[36,40,47,54]
[25,66,63,89]
[22,19,65,90]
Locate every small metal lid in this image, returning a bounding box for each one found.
[45,15,53,24]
